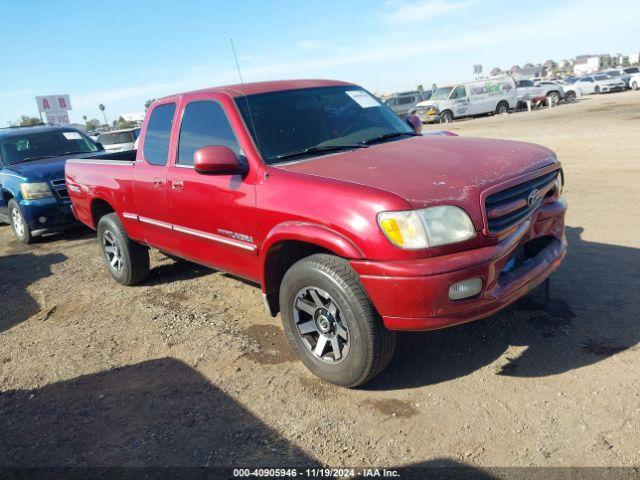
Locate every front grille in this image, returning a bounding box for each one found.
[485,170,558,233]
[50,179,69,200]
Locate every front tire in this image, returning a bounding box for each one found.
[97,213,149,285]
[439,110,454,124]
[594,86,601,94]
[495,101,509,115]
[632,81,639,91]
[547,91,560,104]
[280,254,396,388]
[564,90,576,102]
[8,199,33,244]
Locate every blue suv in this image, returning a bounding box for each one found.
[0,125,103,243]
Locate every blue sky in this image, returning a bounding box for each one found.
[0,0,637,125]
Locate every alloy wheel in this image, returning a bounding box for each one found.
[103,230,124,273]
[293,287,350,363]
[11,207,25,239]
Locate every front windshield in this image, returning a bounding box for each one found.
[98,131,136,145]
[0,129,99,165]
[430,87,454,100]
[235,86,414,164]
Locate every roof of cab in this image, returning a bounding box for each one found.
[161,79,356,101]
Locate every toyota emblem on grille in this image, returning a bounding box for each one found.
[527,188,541,208]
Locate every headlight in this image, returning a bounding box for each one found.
[378,206,475,249]
[20,182,53,200]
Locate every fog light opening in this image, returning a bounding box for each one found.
[38,216,48,224]
[449,278,483,301]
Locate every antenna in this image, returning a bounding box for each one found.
[230,38,261,156]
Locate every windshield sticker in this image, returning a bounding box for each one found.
[346,90,380,108]
[63,132,82,140]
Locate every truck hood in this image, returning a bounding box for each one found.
[278,135,557,210]
[6,152,102,182]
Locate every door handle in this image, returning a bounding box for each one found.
[171,180,183,191]
[153,178,164,189]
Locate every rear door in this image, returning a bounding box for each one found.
[167,95,258,280]
[132,100,180,253]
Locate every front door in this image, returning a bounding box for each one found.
[167,98,258,281]
[132,100,180,254]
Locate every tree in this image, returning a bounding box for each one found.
[115,116,135,129]
[98,104,108,125]
[144,98,156,110]
[85,118,100,131]
[416,85,424,93]
[18,115,43,126]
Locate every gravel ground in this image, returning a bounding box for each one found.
[1,91,639,471]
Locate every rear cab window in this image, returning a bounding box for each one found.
[143,103,176,166]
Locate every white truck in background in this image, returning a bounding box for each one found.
[414,77,517,124]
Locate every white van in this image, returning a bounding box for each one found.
[414,77,517,124]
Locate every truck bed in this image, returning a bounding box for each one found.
[65,150,138,230]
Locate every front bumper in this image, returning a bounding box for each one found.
[20,198,78,236]
[600,85,625,93]
[416,112,440,124]
[351,199,567,331]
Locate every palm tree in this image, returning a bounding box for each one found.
[98,104,107,125]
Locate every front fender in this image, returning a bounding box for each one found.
[260,221,364,291]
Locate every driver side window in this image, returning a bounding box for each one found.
[177,100,240,166]
[451,86,466,99]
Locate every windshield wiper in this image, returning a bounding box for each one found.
[15,155,57,163]
[360,132,420,145]
[60,151,93,156]
[276,144,368,161]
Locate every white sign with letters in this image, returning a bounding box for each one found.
[45,110,70,126]
[36,94,72,113]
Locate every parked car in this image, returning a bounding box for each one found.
[66,79,567,387]
[0,125,103,243]
[630,74,640,90]
[516,79,564,104]
[414,77,518,123]
[97,127,141,152]
[546,80,581,102]
[573,74,626,94]
[602,69,631,88]
[384,91,426,119]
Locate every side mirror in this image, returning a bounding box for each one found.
[95,142,105,151]
[194,145,245,175]
[406,114,423,134]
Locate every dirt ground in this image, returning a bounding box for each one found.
[1,91,639,471]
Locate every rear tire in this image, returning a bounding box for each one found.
[495,101,509,115]
[546,91,560,104]
[280,254,396,388]
[8,199,33,244]
[564,90,576,102]
[632,81,639,91]
[439,110,454,124]
[97,213,149,285]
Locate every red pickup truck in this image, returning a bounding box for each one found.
[66,79,567,387]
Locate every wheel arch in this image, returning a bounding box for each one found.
[2,188,14,205]
[260,223,365,316]
[90,198,116,229]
